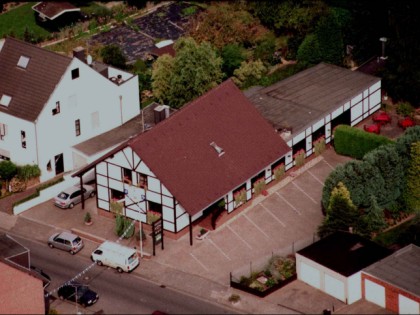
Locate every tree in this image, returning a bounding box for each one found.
[253,33,278,66]
[0,160,17,191]
[297,34,321,66]
[318,182,359,237]
[221,44,245,78]
[232,59,267,88]
[190,2,268,49]
[359,195,387,238]
[404,141,420,212]
[100,45,127,69]
[314,12,344,65]
[152,37,223,108]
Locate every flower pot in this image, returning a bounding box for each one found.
[85,221,93,226]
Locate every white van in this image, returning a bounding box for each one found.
[91,241,139,273]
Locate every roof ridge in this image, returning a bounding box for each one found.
[5,36,72,61]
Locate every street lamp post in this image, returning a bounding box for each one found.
[379,37,388,60]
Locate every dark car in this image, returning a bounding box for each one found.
[57,282,99,307]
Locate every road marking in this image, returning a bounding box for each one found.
[323,159,335,170]
[292,182,317,204]
[190,253,209,271]
[244,213,270,239]
[208,239,231,261]
[260,203,286,227]
[275,192,302,215]
[308,170,325,186]
[227,225,253,249]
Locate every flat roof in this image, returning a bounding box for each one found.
[363,244,420,298]
[246,63,381,135]
[297,232,391,277]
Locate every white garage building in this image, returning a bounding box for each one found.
[296,232,390,304]
[362,244,420,314]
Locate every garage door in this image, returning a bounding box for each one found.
[365,279,385,308]
[300,262,321,289]
[399,294,420,314]
[325,274,345,302]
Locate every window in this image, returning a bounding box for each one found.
[75,119,81,136]
[52,101,60,115]
[71,68,79,79]
[137,173,148,189]
[21,130,26,149]
[17,55,30,69]
[0,123,7,140]
[123,168,132,184]
[0,94,12,107]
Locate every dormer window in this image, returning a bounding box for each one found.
[17,55,30,69]
[0,94,11,107]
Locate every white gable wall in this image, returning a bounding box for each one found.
[35,58,140,181]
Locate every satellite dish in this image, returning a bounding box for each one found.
[87,55,92,65]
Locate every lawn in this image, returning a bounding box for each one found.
[0,2,51,40]
[374,215,420,248]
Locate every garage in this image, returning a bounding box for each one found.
[296,231,390,305]
[362,244,420,314]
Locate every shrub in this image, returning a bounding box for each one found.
[110,201,123,214]
[273,164,285,181]
[334,125,393,159]
[228,294,241,303]
[253,178,266,196]
[294,150,305,167]
[147,211,161,224]
[182,6,197,16]
[396,102,414,117]
[12,177,64,207]
[84,212,92,223]
[16,164,41,181]
[115,215,134,238]
[234,189,247,206]
[313,136,326,156]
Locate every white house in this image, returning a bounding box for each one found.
[295,231,391,305]
[0,37,140,182]
[246,63,382,170]
[73,79,291,236]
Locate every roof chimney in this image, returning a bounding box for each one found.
[154,105,170,124]
[73,46,86,63]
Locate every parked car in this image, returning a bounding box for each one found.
[48,231,84,255]
[57,282,99,307]
[91,241,139,273]
[30,265,51,288]
[54,184,96,209]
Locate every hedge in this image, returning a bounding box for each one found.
[334,125,393,159]
[12,177,64,207]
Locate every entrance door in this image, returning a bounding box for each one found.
[55,153,64,175]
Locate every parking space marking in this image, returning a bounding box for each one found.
[260,203,286,227]
[323,159,335,170]
[244,213,271,239]
[292,182,317,204]
[208,239,231,261]
[275,192,302,215]
[190,253,209,271]
[227,225,253,249]
[308,170,325,186]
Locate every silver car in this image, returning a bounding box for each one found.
[54,184,95,209]
[48,231,84,255]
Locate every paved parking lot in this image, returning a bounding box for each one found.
[156,149,352,286]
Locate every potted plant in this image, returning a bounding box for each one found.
[84,212,92,226]
[196,227,209,240]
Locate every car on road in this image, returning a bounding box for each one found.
[58,282,99,307]
[48,231,84,255]
[54,184,96,209]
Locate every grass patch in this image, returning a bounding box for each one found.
[0,2,51,40]
[374,215,420,248]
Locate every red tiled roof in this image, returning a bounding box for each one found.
[150,44,176,57]
[32,2,80,20]
[129,79,290,216]
[0,37,72,122]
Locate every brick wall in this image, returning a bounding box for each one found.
[362,273,420,313]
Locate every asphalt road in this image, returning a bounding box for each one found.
[7,231,238,314]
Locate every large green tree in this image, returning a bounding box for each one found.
[318,182,359,237]
[221,44,245,78]
[405,141,420,212]
[151,37,223,108]
[100,44,127,70]
[359,195,387,238]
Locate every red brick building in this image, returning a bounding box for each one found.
[362,244,420,314]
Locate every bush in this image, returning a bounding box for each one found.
[253,178,266,196]
[16,164,41,181]
[115,215,135,238]
[273,164,285,181]
[12,177,64,207]
[334,125,393,159]
[294,150,305,167]
[396,102,414,117]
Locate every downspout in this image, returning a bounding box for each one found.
[34,120,40,166]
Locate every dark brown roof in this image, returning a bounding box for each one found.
[32,2,80,20]
[0,37,72,122]
[128,79,290,216]
[246,63,381,134]
[297,232,391,277]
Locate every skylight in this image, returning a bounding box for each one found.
[0,94,12,107]
[17,55,30,69]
